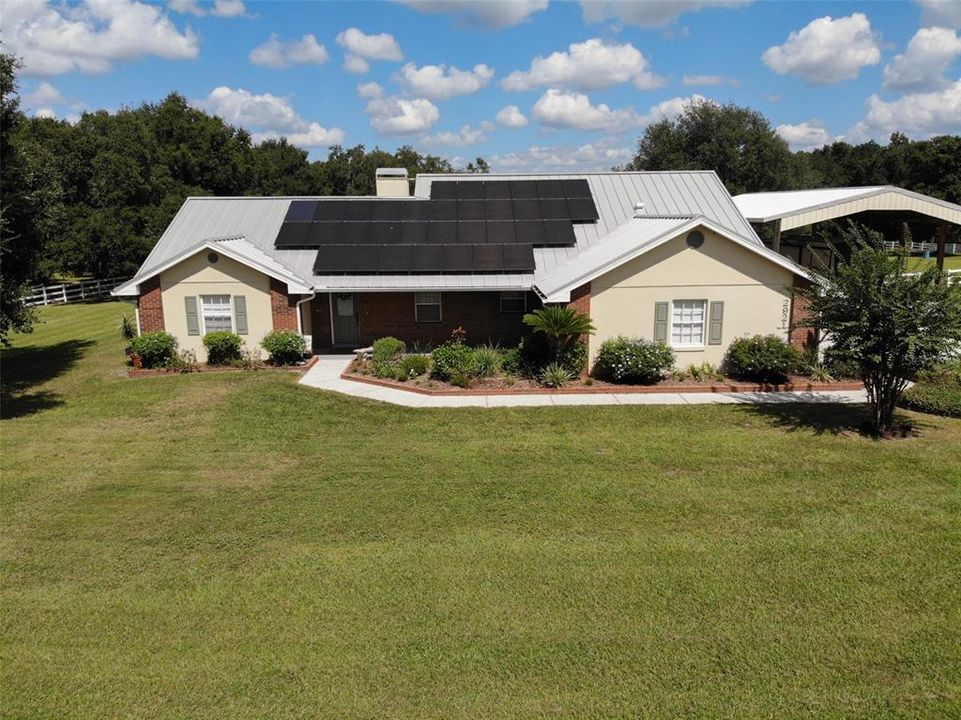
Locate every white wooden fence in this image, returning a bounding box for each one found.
[904,268,961,285]
[883,240,960,255]
[22,277,127,307]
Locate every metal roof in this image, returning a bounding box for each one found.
[117,171,760,294]
[535,216,812,302]
[733,185,961,230]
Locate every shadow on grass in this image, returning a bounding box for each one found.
[736,398,925,439]
[1,339,94,419]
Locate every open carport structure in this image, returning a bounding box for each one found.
[733,186,961,270]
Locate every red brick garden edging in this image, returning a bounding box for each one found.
[341,371,864,397]
[128,355,319,378]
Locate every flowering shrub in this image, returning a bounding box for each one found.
[593,336,674,384]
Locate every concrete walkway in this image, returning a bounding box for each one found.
[299,355,868,408]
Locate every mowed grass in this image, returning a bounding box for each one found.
[904,254,961,272]
[2,302,960,719]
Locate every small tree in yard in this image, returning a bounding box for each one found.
[522,306,595,364]
[795,224,961,434]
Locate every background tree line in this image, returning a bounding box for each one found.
[2,52,959,342]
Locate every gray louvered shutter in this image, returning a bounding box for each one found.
[185,296,200,336]
[233,295,248,335]
[653,302,669,343]
[708,301,724,345]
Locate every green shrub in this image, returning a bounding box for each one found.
[260,330,307,365]
[399,353,430,379]
[501,346,522,375]
[593,336,674,384]
[371,336,406,378]
[202,331,243,365]
[539,362,573,388]
[677,362,725,382]
[430,343,477,381]
[899,368,961,418]
[724,335,801,383]
[822,346,861,380]
[474,345,502,378]
[130,331,177,368]
[561,339,588,376]
[166,349,199,373]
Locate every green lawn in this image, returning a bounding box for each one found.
[904,255,961,272]
[2,302,960,719]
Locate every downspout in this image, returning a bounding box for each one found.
[295,288,316,343]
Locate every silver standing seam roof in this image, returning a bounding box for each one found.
[115,171,762,296]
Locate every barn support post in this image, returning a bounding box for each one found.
[772,219,782,254]
[936,222,946,272]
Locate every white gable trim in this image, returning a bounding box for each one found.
[536,217,813,303]
[112,236,312,297]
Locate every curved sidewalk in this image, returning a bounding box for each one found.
[299,356,868,408]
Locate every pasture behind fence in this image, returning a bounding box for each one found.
[22,277,127,307]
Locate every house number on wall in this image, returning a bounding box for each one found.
[780,300,790,329]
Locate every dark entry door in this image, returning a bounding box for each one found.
[331,293,359,346]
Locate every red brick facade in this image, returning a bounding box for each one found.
[789,276,816,350]
[138,276,165,332]
[311,291,542,348]
[567,282,591,316]
[270,279,299,332]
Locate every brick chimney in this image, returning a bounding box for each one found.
[375,168,409,197]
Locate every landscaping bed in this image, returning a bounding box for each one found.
[129,355,318,378]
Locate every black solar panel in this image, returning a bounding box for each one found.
[313,200,347,222]
[543,219,576,246]
[342,202,373,221]
[379,244,409,271]
[371,201,407,222]
[369,222,402,244]
[537,180,565,198]
[504,243,535,271]
[274,222,312,247]
[428,221,457,244]
[458,221,486,245]
[511,180,538,198]
[563,179,592,199]
[567,197,600,221]
[285,201,317,223]
[430,201,457,221]
[339,222,370,244]
[458,182,485,200]
[315,244,377,273]
[406,201,431,221]
[515,220,545,246]
[486,221,516,245]
[443,244,473,271]
[410,244,443,271]
[539,197,569,219]
[485,199,513,221]
[485,181,512,199]
[400,222,429,244]
[458,199,486,221]
[309,221,343,244]
[430,181,457,199]
[512,198,540,220]
[472,243,503,271]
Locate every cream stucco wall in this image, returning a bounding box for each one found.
[590,229,795,366]
[159,251,273,361]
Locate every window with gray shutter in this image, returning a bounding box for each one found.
[234,295,248,335]
[185,296,200,336]
[708,301,724,345]
[653,302,669,343]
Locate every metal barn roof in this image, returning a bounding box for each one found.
[733,186,961,231]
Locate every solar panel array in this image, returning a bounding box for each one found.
[276,179,596,274]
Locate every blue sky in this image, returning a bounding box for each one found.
[5,0,960,170]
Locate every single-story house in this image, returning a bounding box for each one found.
[113,169,818,364]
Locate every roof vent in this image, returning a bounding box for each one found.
[375,168,410,197]
[633,201,646,217]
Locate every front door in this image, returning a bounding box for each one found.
[331,293,359,346]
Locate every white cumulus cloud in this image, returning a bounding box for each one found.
[395,0,548,28]
[682,74,739,86]
[496,105,529,128]
[579,0,751,27]
[883,27,961,90]
[249,34,329,69]
[845,80,961,140]
[168,0,247,17]
[917,0,961,29]
[24,81,64,107]
[502,38,665,91]
[357,81,383,99]
[365,95,440,135]
[531,89,708,132]
[776,121,832,150]
[421,122,491,147]
[491,137,634,172]
[395,62,494,100]
[1,0,200,76]
[193,86,345,148]
[762,13,880,84]
[336,27,403,74]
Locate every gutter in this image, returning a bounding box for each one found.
[295,288,316,338]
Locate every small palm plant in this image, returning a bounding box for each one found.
[522,306,595,363]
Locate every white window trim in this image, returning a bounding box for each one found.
[414,292,442,323]
[200,294,233,334]
[499,291,527,314]
[669,299,707,350]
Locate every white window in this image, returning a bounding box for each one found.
[671,299,706,347]
[201,295,233,333]
[500,291,527,313]
[414,292,442,323]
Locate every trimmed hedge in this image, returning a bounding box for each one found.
[899,365,961,418]
[593,336,674,384]
[260,330,306,365]
[130,331,177,368]
[202,331,243,365]
[724,335,800,383]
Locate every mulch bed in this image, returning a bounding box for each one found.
[128,355,319,378]
[343,358,863,396]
